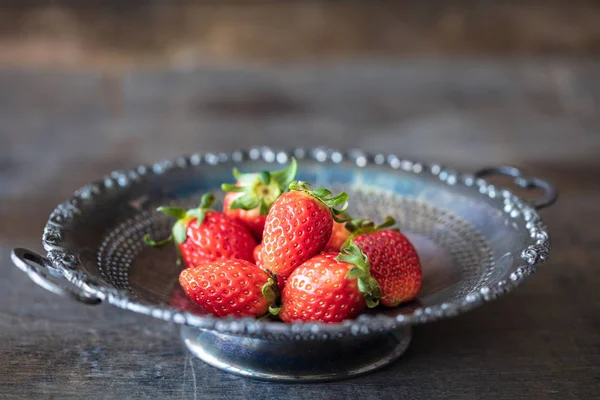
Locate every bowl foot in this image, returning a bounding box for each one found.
[181,325,412,382]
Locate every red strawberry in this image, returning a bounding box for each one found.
[260,181,348,280]
[144,194,256,268]
[179,259,279,318]
[324,216,374,252]
[253,243,263,267]
[170,285,206,315]
[350,217,422,307]
[254,243,288,291]
[277,243,381,323]
[325,220,351,252]
[221,158,298,240]
[222,192,264,240]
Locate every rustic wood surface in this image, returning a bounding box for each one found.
[1,1,599,68]
[1,60,599,399]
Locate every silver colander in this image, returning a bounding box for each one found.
[12,147,556,382]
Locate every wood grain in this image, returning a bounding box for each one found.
[0,2,599,69]
[1,61,599,399]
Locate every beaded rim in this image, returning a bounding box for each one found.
[41,147,551,338]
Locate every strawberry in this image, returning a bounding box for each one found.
[349,217,422,307]
[179,259,279,318]
[253,243,263,267]
[260,181,349,281]
[324,213,376,252]
[325,217,351,252]
[277,243,381,323]
[170,285,206,315]
[254,243,289,291]
[144,193,256,268]
[221,158,298,240]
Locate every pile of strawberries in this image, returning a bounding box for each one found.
[145,158,422,323]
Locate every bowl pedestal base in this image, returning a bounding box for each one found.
[181,325,412,382]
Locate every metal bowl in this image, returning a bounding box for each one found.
[11,147,557,382]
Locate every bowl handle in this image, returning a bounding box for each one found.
[474,166,558,210]
[11,248,102,305]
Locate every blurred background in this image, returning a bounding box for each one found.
[2,1,599,66]
[1,0,599,240]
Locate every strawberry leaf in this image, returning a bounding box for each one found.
[345,267,363,279]
[261,277,279,300]
[157,206,186,220]
[357,278,368,293]
[271,157,298,189]
[342,216,398,248]
[268,305,281,316]
[344,218,372,233]
[332,208,351,223]
[143,233,173,248]
[288,180,349,220]
[220,183,245,193]
[221,158,298,215]
[365,297,380,308]
[262,274,282,317]
[337,240,382,308]
[198,193,216,209]
[232,167,242,181]
[259,199,270,216]
[230,195,261,211]
[258,171,271,185]
[337,240,366,262]
[375,216,396,230]
[172,221,187,244]
[312,188,332,197]
[146,192,217,264]
[186,209,206,226]
[371,278,383,298]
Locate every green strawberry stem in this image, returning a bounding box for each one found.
[336,240,382,308]
[261,270,282,317]
[144,193,216,248]
[288,180,350,223]
[342,216,398,249]
[221,157,298,216]
[143,234,174,248]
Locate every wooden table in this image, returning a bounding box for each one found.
[1,60,599,399]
